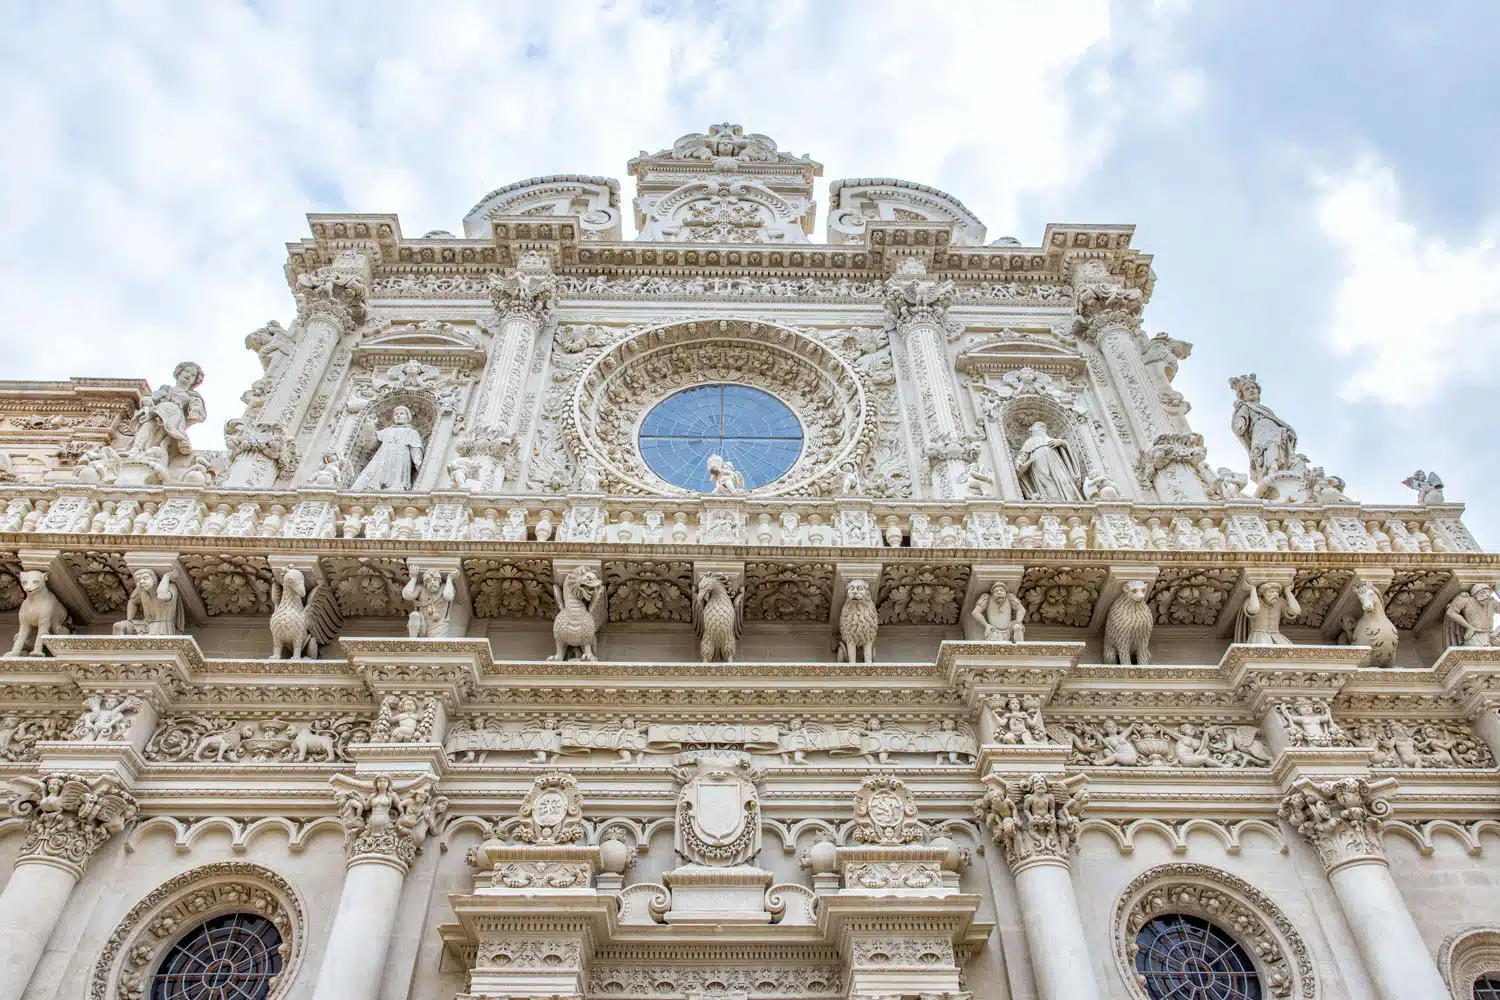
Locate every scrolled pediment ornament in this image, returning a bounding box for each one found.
[1114,863,1316,999]
[567,318,872,497]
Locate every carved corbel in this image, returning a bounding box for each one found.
[1215,566,1298,638]
[17,548,96,625]
[123,551,209,626]
[960,564,1025,641]
[1317,567,1395,643]
[1087,565,1161,633]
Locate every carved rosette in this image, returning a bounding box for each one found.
[569,319,870,497]
[512,772,586,845]
[973,772,1088,871]
[488,250,557,327]
[1278,777,1392,872]
[10,773,138,873]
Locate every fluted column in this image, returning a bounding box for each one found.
[0,774,137,1000]
[311,773,447,1000]
[462,251,556,491]
[885,259,970,498]
[974,773,1101,1000]
[1071,262,1206,501]
[1279,777,1446,1000]
[233,250,371,487]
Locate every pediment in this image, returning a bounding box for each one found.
[957,335,1081,375]
[355,320,488,368]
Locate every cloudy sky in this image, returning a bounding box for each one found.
[2,1,1497,538]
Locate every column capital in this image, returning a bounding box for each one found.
[882,258,955,332]
[331,772,448,873]
[1067,259,1143,345]
[9,772,137,875]
[972,771,1087,872]
[488,250,557,326]
[294,249,370,331]
[1278,775,1395,873]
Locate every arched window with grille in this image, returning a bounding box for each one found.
[151,911,285,1000]
[1133,912,1262,1000]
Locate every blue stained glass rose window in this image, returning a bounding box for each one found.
[640,384,803,491]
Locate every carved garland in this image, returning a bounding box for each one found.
[91,861,305,1000]
[1114,864,1316,1000]
[568,319,871,498]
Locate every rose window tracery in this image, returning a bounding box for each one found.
[151,912,284,1000]
[568,319,869,497]
[1134,913,1261,999]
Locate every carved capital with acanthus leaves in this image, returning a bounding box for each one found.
[973,771,1087,872]
[294,250,370,331]
[1278,776,1393,872]
[1068,260,1144,344]
[10,772,138,873]
[883,258,954,332]
[488,250,557,327]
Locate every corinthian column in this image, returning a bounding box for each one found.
[884,258,971,498]
[0,774,137,1000]
[1279,777,1446,1000]
[1070,261,1206,502]
[241,250,371,486]
[463,251,557,491]
[973,773,1102,1000]
[311,773,447,1000]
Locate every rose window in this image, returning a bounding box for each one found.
[1134,913,1261,1000]
[640,384,803,491]
[151,912,285,1000]
[1477,978,1500,1000]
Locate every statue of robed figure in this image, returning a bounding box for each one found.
[352,405,425,491]
[1014,421,1083,502]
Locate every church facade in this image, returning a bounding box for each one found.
[0,123,1495,1000]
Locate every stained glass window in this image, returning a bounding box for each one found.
[151,912,284,1000]
[1475,977,1500,1000]
[1134,913,1262,1000]
[640,384,802,491]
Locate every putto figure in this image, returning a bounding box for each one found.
[706,454,746,493]
[972,581,1026,643]
[1013,421,1083,502]
[352,405,425,491]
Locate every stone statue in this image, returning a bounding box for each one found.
[971,581,1025,643]
[1229,374,1303,486]
[1341,579,1398,667]
[375,695,435,743]
[74,694,137,742]
[1238,581,1300,645]
[574,454,604,493]
[1403,469,1445,506]
[1445,584,1500,648]
[1141,332,1192,384]
[961,459,995,498]
[130,361,207,458]
[1013,421,1083,502]
[245,320,295,378]
[6,570,70,657]
[550,565,605,661]
[706,454,745,493]
[694,572,744,662]
[111,568,184,636]
[352,405,425,491]
[1102,579,1153,665]
[307,451,351,489]
[1204,466,1249,501]
[404,567,458,638]
[268,565,343,659]
[1276,698,1345,747]
[836,578,879,663]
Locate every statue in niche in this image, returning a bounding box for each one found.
[1229,374,1303,484]
[1013,421,1083,502]
[352,405,425,491]
[129,361,206,458]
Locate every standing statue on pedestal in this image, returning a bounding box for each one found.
[352,405,425,491]
[1229,374,1306,495]
[130,362,207,459]
[1444,584,1500,648]
[972,582,1026,643]
[1013,422,1083,502]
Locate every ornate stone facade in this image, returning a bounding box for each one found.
[0,124,1494,1000]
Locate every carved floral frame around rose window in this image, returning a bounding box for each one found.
[566,318,871,498]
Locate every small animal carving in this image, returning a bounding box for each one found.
[1341,580,1399,668]
[194,724,254,762]
[694,572,744,662]
[837,579,879,663]
[1103,579,1153,665]
[550,565,605,661]
[291,722,337,762]
[269,566,343,659]
[6,570,71,657]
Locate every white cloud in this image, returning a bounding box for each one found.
[1313,154,1500,406]
[0,0,1194,446]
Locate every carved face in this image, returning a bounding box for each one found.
[392,405,412,425]
[990,582,1009,600]
[1122,579,1148,602]
[1475,584,1495,602]
[133,568,157,588]
[19,570,46,593]
[173,361,203,389]
[846,579,870,603]
[1030,421,1048,436]
[1261,583,1282,601]
[422,569,441,589]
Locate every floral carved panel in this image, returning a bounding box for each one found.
[877,564,971,625]
[605,560,693,622]
[1146,567,1239,626]
[466,558,557,619]
[1019,565,1107,627]
[744,562,833,621]
[180,554,274,616]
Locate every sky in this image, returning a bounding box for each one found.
[2,0,1498,540]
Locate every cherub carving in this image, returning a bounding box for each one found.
[74,694,137,742]
[1403,469,1445,505]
